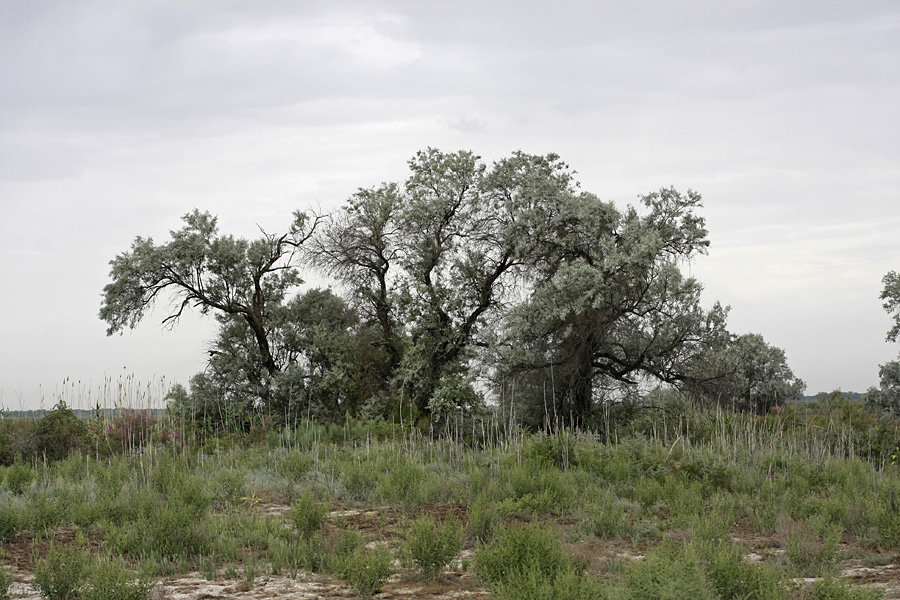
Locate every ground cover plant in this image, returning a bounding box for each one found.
[0,394,899,599]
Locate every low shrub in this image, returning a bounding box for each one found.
[806,576,883,600]
[32,403,93,462]
[331,543,394,598]
[621,540,714,600]
[291,492,329,540]
[706,542,789,600]
[82,556,152,600]
[34,543,90,600]
[0,566,13,600]
[4,461,33,495]
[405,515,462,578]
[474,523,571,589]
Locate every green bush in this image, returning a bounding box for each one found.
[0,566,13,600]
[32,403,93,462]
[4,462,33,495]
[82,557,152,600]
[620,540,714,600]
[405,515,462,578]
[0,499,25,541]
[588,493,630,539]
[34,543,90,600]
[474,523,571,588]
[331,543,394,598]
[807,576,883,600]
[468,493,501,544]
[706,543,788,600]
[490,562,606,600]
[775,513,843,576]
[291,492,329,540]
[0,430,14,467]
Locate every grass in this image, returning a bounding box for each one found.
[0,394,897,598]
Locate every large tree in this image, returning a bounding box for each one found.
[496,187,723,426]
[311,149,576,417]
[100,209,318,379]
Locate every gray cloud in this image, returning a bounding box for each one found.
[1,0,898,407]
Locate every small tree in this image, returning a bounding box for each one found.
[683,332,806,412]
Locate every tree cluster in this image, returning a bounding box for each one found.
[100,149,805,429]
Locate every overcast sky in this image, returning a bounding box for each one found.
[1,0,898,410]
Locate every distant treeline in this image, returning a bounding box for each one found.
[1,408,168,420]
[798,391,864,403]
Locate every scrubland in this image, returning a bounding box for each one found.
[2,395,900,599]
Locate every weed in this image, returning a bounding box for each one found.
[243,556,258,583]
[198,556,217,581]
[489,562,606,600]
[468,493,501,543]
[775,513,842,576]
[404,515,462,578]
[587,492,629,539]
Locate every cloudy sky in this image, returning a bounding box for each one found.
[1,0,898,410]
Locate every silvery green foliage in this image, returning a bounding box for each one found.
[100,209,317,377]
[862,271,900,416]
[498,186,724,425]
[312,149,578,415]
[882,271,900,343]
[683,332,806,413]
[863,360,900,416]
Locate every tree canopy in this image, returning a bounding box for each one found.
[100,209,318,377]
[100,148,805,427]
[863,270,900,415]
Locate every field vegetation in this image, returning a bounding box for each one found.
[1,391,900,599]
[5,149,900,598]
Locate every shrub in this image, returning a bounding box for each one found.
[332,543,394,598]
[4,462,33,495]
[82,557,152,600]
[0,431,15,467]
[706,543,789,600]
[0,566,13,600]
[806,576,882,600]
[0,499,25,541]
[291,492,329,540]
[103,410,158,454]
[474,524,571,588]
[32,403,93,462]
[775,513,842,576]
[621,540,715,600]
[468,493,501,544]
[490,562,607,600]
[405,515,462,578]
[34,543,90,600]
[588,493,630,539]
